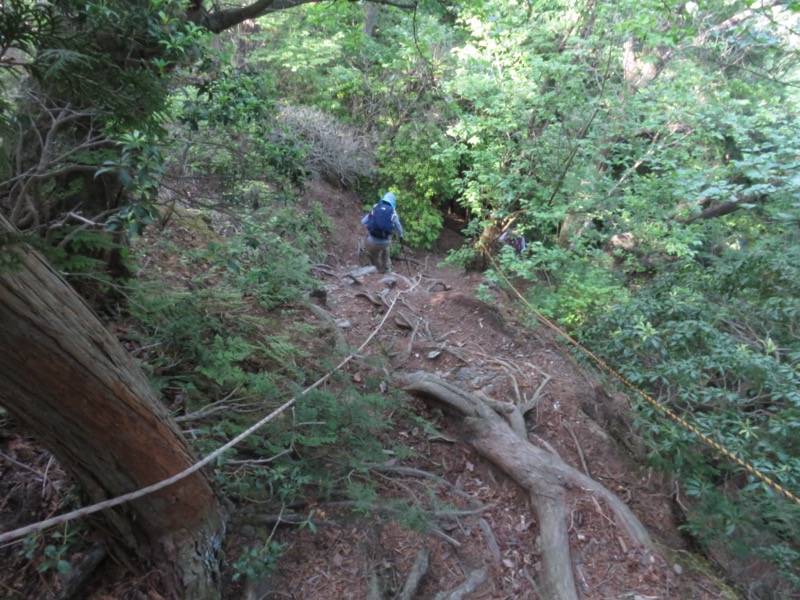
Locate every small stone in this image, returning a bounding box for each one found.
[673,563,683,575]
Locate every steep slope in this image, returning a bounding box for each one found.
[0,178,740,600]
[251,179,739,599]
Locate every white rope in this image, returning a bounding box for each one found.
[0,278,416,545]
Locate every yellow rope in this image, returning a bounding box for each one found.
[488,254,800,505]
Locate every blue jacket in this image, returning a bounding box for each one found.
[362,200,403,244]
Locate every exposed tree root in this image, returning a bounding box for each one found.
[402,373,653,600]
[397,548,430,600]
[425,279,453,292]
[362,463,483,507]
[54,544,107,600]
[478,518,502,568]
[355,290,389,308]
[433,565,488,600]
[307,304,350,355]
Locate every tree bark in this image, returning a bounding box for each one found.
[0,216,224,600]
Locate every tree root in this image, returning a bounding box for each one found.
[397,548,430,600]
[402,373,653,600]
[54,544,107,600]
[362,463,483,507]
[307,303,350,355]
[425,279,453,292]
[478,518,502,568]
[433,565,488,600]
[355,290,389,308]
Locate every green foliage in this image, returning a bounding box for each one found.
[125,206,324,409]
[0,0,57,61]
[376,118,459,248]
[231,540,286,582]
[178,66,276,130]
[46,229,122,278]
[45,0,207,120]
[97,130,165,235]
[22,524,84,576]
[0,230,36,273]
[126,202,410,533]
[483,243,627,328]
[191,212,319,309]
[581,234,800,590]
[170,67,309,193]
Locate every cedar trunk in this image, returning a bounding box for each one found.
[0,221,224,599]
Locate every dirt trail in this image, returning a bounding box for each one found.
[256,180,736,599]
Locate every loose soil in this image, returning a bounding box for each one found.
[0,178,740,600]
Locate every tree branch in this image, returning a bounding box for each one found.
[694,0,784,46]
[679,195,756,224]
[201,0,417,34]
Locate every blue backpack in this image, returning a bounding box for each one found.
[367,203,395,239]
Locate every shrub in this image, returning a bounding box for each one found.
[579,236,800,593]
[276,105,377,187]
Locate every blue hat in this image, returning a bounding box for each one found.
[381,192,397,209]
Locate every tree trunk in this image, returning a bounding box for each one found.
[0,217,224,600]
[364,2,379,37]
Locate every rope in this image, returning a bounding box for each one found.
[488,254,800,505]
[0,278,417,545]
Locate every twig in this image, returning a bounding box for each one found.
[0,452,44,477]
[42,456,54,498]
[591,495,617,528]
[478,518,502,567]
[574,559,591,594]
[563,421,590,476]
[362,463,481,505]
[173,385,244,423]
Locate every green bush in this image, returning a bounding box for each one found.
[579,236,800,591]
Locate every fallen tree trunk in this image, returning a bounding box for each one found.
[402,374,653,600]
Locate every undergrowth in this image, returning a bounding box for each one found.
[579,236,800,595]
[124,201,425,585]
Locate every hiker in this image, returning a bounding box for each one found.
[361,192,404,273]
[498,229,527,256]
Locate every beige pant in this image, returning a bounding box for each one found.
[365,238,392,273]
